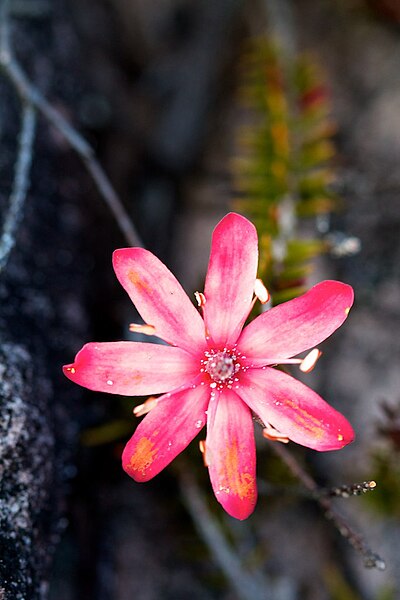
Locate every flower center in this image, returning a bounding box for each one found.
[202,350,240,384]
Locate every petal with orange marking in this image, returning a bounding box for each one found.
[63,341,198,395]
[123,384,210,481]
[113,248,206,355]
[238,367,355,451]
[206,388,257,520]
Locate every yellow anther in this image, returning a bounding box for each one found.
[262,425,289,444]
[133,397,158,417]
[129,323,156,336]
[345,307,351,315]
[199,440,209,466]
[299,348,322,373]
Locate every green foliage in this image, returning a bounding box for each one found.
[324,565,363,600]
[364,402,400,517]
[364,448,400,517]
[324,564,395,600]
[233,38,338,303]
[81,418,134,446]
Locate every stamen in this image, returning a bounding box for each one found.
[299,348,322,373]
[199,440,209,467]
[254,278,270,304]
[194,291,206,308]
[276,358,302,365]
[262,424,290,444]
[133,396,158,417]
[129,323,156,336]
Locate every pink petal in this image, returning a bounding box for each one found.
[63,341,198,396]
[113,248,206,355]
[122,384,210,481]
[203,213,258,348]
[238,368,355,451]
[238,281,354,365]
[206,388,257,520]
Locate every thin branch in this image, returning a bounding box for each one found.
[0,1,143,248]
[317,481,377,499]
[0,102,36,273]
[177,463,270,600]
[267,441,386,571]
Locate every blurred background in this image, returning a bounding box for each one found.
[1,0,400,598]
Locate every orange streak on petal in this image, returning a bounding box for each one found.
[128,437,158,477]
[219,438,256,502]
[281,397,325,439]
[128,270,151,294]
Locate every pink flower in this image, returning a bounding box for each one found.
[63,213,354,520]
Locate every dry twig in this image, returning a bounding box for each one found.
[0,102,36,273]
[267,441,386,571]
[0,0,142,253]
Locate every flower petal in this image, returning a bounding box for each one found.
[63,341,198,396]
[203,213,258,347]
[238,281,354,365]
[206,388,257,520]
[113,248,206,354]
[123,384,210,481]
[238,368,354,451]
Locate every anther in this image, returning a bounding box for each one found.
[129,323,156,336]
[254,278,270,304]
[262,424,290,444]
[194,291,206,308]
[199,440,209,467]
[299,348,322,373]
[133,396,158,417]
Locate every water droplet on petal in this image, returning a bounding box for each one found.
[106,380,114,386]
[195,420,203,429]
